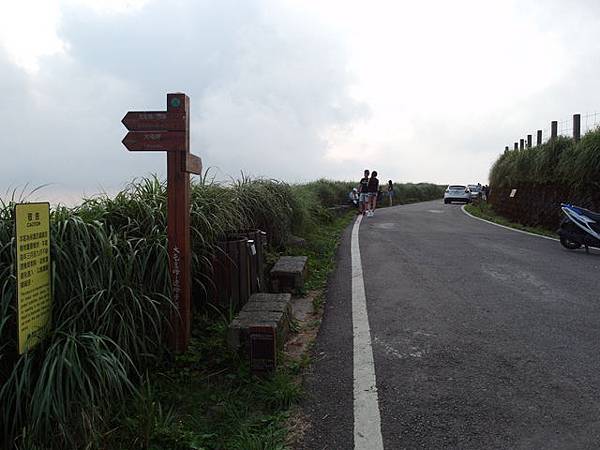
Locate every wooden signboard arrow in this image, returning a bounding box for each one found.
[121,93,202,353]
[122,131,187,152]
[122,111,186,131]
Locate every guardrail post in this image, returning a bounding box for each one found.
[551,121,558,141]
[573,113,581,142]
[537,129,542,146]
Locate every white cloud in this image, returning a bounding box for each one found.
[1,0,600,201]
[0,0,151,73]
[0,0,65,72]
[67,0,151,15]
[0,0,365,200]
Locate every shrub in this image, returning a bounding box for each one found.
[489,128,600,190]
[0,173,444,448]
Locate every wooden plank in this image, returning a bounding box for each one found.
[167,150,191,352]
[184,154,202,175]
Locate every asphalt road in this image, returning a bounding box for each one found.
[299,200,600,450]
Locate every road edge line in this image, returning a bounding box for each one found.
[461,205,559,242]
[351,214,384,449]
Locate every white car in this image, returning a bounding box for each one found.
[467,184,482,200]
[444,185,471,204]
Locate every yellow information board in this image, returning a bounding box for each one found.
[15,202,51,354]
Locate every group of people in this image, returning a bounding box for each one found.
[349,169,394,217]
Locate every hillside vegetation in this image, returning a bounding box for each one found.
[488,128,600,228]
[0,176,443,449]
[490,129,600,191]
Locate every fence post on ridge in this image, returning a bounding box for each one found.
[514,142,518,150]
[519,139,524,150]
[527,135,532,148]
[551,121,558,141]
[537,130,542,146]
[573,114,581,142]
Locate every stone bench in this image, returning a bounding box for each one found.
[270,256,308,293]
[227,292,293,353]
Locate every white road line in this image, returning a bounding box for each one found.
[461,205,559,242]
[351,214,384,449]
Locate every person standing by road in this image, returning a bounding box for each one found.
[387,180,394,207]
[358,169,370,215]
[348,188,359,208]
[367,170,379,217]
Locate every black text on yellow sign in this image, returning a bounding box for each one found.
[15,202,51,354]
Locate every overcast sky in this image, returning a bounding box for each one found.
[1,0,600,203]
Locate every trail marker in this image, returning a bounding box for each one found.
[121,93,202,352]
[122,131,187,152]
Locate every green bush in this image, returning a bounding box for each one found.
[0,173,444,449]
[490,128,600,190]
[393,183,446,204]
[0,175,313,448]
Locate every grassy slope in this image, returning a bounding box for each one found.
[489,130,600,190]
[464,202,557,238]
[0,176,443,450]
[106,213,354,450]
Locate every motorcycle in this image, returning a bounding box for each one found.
[558,203,600,252]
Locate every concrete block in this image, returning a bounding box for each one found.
[270,256,308,293]
[227,293,293,352]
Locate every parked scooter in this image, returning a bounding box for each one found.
[558,203,600,252]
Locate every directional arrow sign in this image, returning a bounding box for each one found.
[122,111,186,131]
[122,131,186,152]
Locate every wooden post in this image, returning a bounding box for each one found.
[551,121,558,141]
[537,130,542,146]
[514,142,518,150]
[122,93,203,353]
[527,135,532,148]
[519,138,524,150]
[166,93,191,353]
[573,113,581,142]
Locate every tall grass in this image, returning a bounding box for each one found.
[489,128,600,190]
[0,174,443,449]
[0,175,306,448]
[1,180,174,448]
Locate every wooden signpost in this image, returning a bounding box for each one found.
[122,93,202,352]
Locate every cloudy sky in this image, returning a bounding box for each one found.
[1,0,599,202]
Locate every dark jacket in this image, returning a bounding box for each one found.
[367,177,379,193]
